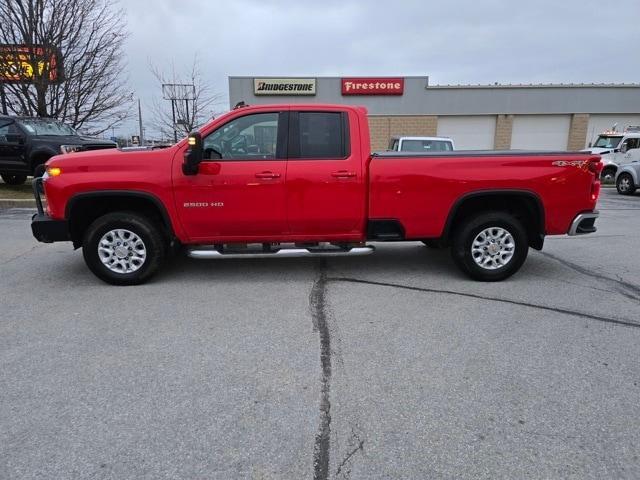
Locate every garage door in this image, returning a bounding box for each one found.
[586,115,640,148]
[437,116,496,150]
[511,115,571,150]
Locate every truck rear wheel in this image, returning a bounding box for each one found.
[616,173,636,195]
[1,174,27,185]
[82,212,166,285]
[451,211,528,281]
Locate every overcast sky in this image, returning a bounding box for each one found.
[116,0,640,137]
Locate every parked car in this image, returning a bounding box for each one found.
[31,104,601,285]
[0,115,116,185]
[582,126,640,182]
[389,136,454,152]
[615,161,639,195]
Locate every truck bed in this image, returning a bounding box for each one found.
[368,151,599,238]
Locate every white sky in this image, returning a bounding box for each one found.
[114,0,640,138]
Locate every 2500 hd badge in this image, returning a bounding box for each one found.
[183,202,224,208]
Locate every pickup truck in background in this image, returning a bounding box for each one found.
[31,104,602,285]
[389,135,455,152]
[0,115,116,185]
[582,126,640,182]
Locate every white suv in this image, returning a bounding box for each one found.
[389,136,455,153]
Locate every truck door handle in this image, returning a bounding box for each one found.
[331,170,356,178]
[255,171,281,179]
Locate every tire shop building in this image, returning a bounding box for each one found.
[228,76,640,151]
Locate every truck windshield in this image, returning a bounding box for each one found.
[401,139,453,152]
[18,118,77,136]
[593,135,622,149]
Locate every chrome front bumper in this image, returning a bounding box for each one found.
[568,211,599,236]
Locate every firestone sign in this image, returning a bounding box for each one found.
[341,77,404,95]
[254,78,316,95]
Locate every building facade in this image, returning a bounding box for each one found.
[228,76,640,151]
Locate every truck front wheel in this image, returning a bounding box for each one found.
[82,212,166,285]
[451,211,528,281]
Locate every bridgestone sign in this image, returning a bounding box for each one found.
[254,78,316,96]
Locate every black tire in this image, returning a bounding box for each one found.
[451,211,529,281]
[1,174,28,185]
[601,166,616,183]
[616,173,636,195]
[422,239,443,248]
[82,211,166,285]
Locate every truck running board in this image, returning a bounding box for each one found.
[187,246,375,260]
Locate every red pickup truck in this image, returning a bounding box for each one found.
[31,104,602,285]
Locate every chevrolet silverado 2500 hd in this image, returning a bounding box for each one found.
[30,104,602,285]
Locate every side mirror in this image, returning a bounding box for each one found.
[620,143,628,154]
[182,131,203,175]
[588,142,592,148]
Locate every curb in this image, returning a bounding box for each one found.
[0,199,42,209]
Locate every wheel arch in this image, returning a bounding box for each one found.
[441,190,546,250]
[28,148,57,172]
[66,191,175,248]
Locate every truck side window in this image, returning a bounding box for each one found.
[294,112,349,159]
[624,138,640,150]
[202,112,279,160]
[0,122,20,143]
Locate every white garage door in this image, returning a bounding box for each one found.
[437,116,496,150]
[511,115,571,150]
[586,115,640,148]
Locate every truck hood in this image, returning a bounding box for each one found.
[581,147,614,155]
[32,134,117,147]
[46,144,178,171]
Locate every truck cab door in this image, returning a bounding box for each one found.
[172,111,289,241]
[620,138,640,165]
[285,110,366,239]
[0,121,27,171]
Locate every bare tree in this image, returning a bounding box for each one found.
[149,57,223,141]
[0,0,132,134]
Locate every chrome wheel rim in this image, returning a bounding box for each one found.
[618,177,630,192]
[98,229,147,274]
[471,227,515,270]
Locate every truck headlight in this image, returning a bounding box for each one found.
[60,144,83,154]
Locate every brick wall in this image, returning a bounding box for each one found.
[567,113,589,150]
[494,115,513,150]
[368,115,438,151]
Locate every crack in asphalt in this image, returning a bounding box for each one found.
[335,427,365,479]
[326,277,640,329]
[539,251,640,302]
[310,260,332,480]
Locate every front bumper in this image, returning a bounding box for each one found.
[31,177,69,243]
[568,210,599,236]
[31,213,69,243]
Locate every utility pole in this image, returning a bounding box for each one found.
[0,85,7,115]
[137,98,144,146]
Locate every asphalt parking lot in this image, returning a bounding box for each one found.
[1,188,639,480]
